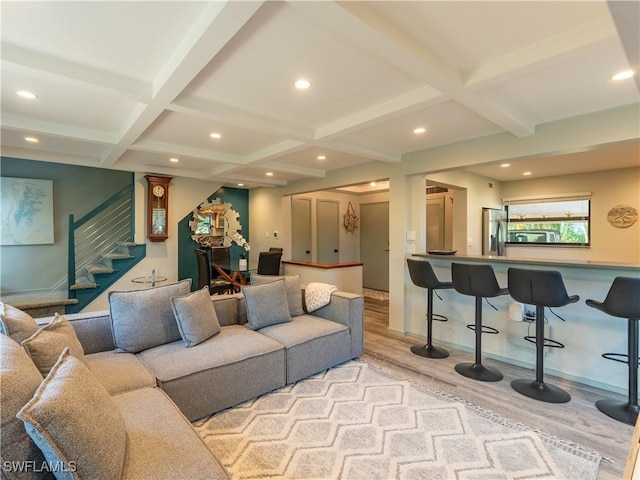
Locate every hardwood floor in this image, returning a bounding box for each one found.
[362,297,634,479]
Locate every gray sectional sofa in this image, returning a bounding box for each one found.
[1,275,364,480]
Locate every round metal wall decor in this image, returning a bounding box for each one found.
[607,204,638,228]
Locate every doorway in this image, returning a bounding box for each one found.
[360,202,389,291]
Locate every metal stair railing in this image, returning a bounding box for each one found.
[68,184,135,289]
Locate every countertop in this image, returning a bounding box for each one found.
[412,252,640,272]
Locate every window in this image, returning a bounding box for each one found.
[504,193,590,246]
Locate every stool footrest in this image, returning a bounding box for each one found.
[466,324,499,335]
[431,313,448,322]
[524,335,565,349]
[601,352,640,364]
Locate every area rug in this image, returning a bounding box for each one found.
[194,361,601,479]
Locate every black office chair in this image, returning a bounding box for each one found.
[257,251,282,275]
[508,268,578,403]
[269,247,283,253]
[587,277,640,425]
[195,249,233,295]
[406,259,454,359]
[451,263,509,382]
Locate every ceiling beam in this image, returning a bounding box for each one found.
[100,1,265,168]
[2,114,117,144]
[129,139,243,165]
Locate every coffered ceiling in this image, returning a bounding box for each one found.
[1,1,638,188]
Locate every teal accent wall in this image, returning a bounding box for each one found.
[0,156,133,295]
[177,187,249,290]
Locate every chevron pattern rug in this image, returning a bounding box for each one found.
[194,361,601,480]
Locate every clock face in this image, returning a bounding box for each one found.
[607,204,638,228]
[152,185,165,198]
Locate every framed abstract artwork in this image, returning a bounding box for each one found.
[1,177,54,245]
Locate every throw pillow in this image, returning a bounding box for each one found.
[17,348,127,480]
[242,278,292,330]
[0,335,53,480]
[170,286,221,347]
[109,279,191,353]
[250,274,304,317]
[0,302,39,344]
[21,314,86,377]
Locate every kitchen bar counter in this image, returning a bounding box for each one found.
[412,252,640,272]
[403,253,639,395]
[282,260,363,293]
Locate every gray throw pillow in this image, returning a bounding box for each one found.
[170,286,221,347]
[109,279,191,353]
[17,348,127,480]
[0,335,53,480]
[21,314,86,377]
[0,302,39,344]
[250,274,304,317]
[242,278,292,330]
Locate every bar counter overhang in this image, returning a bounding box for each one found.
[406,252,640,395]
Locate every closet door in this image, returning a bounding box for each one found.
[360,202,389,291]
[292,197,312,261]
[317,200,339,264]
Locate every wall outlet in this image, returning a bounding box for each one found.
[273,231,279,238]
[406,231,416,241]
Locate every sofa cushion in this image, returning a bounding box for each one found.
[259,315,352,384]
[250,274,304,317]
[211,293,247,326]
[21,314,86,376]
[242,278,291,330]
[0,335,53,480]
[113,387,229,479]
[109,279,191,353]
[137,325,285,420]
[17,348,127,480]
[0,302,39,344]
[84,351,156,395]
[170,286,221,347]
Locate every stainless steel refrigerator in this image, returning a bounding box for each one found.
[482,207,507,256]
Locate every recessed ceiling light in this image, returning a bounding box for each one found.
[24,136,39,143]
[266,172,274,177]
[17,90,37,99]
[237,183,244,187]
[294,79,311,89]
[413,127,426,134]
[370,181,377,187]
[523,171,532,176]
[210,132,222,139]
[500,163,510,168]
[611,69,634,81]
[169,158,179,163]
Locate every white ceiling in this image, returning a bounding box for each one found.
[1,1,638,188]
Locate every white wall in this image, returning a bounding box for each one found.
[501,167,640,263]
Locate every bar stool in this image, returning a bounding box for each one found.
[407,259,454,358]
[451,263,508,381]
[587,277,640,425]
[508,268,578,403]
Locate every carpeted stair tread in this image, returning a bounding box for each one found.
[88,265,114,275]
[70,281,97,290]
[105,253,133,260]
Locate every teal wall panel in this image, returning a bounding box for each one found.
[0,157,132,295]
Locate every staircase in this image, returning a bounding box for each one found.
[67,184,145,313]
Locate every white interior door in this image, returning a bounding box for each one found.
[360,202,389,291]
[317,200,339,263]
[292,197,311,261]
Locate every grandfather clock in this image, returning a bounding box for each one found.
[145,175,172,242]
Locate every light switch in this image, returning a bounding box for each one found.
[406,231,416,241]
